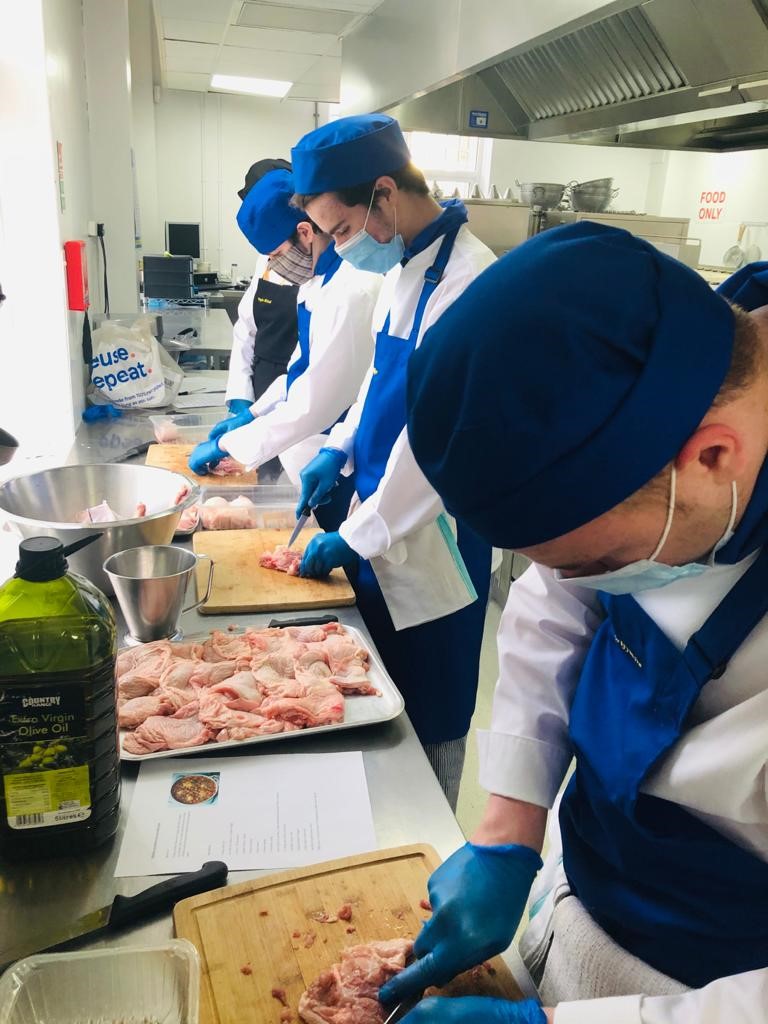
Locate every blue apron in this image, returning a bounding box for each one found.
[285,246,342,393]
[284,246,351,532]
[351,227,491,744]
[560,544,768,988]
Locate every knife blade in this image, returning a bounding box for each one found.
[0,859,228,971]
[287,505,312,549]
[381,954,423,1024]
[382,993,424,1024]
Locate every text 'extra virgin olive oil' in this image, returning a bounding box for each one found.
[0,536,120,859]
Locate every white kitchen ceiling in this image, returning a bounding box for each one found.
[152,0,383,103]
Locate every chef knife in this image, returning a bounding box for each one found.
[381,954,424,1024]
[382,994,424,1024]
[0,859,227,971]
[287,504,312,549]
[110,440,151,464]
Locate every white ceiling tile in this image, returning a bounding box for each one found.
[165,39,220,73]
[286,83,341,103]
[296,56,341,86]
[225,25,341,57]
[248,0,379,11]
[163,19,226,45]
[165,71,212,91]
[159,0,234,23]
[237,3,354,35]
[216,45,317,79]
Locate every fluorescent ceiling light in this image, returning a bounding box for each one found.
[210,74,292,97]
[697,84,734,97]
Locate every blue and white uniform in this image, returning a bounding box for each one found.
[405,225,768,1022]
[221,246,379,489]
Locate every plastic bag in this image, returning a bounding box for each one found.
[88,316,183,409]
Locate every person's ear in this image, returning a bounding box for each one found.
[676,422,746,485]
[296,222,314,251]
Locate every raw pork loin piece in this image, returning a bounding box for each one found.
[298,939,413,1024]
[260,545,303,576]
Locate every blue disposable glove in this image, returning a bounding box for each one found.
[300,532,355,578]
[400,997,546,1024]
[379,842,542,1004]
[296,448,347,517]
[188,437,224,475]
[228,399,253,415]
[209,407,254,440]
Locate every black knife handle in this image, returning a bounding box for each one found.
[268,614,339,628]
[109,860,228,928]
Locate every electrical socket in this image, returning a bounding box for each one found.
[87,221,98,237]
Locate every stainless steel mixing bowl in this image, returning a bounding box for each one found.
[0,463,200,594]
[517,181,566,210]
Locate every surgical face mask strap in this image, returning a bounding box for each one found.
[711,479,738,562]
[648,466,738,565]
[362,186,397,243]
[648,466,677,562]
[361,187,377,233]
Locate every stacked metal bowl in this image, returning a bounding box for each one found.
[570,177,618,213]
[517,181,566,210]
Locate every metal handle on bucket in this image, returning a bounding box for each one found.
[183,553,214,612]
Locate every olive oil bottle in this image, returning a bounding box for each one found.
[0,536,120,859]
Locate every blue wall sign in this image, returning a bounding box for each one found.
[468,110,489,129]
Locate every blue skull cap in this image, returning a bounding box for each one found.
[236,168,305,253]
[407,221,736,549]
[291,113,411,195]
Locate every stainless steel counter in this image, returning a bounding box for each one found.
[0,421,537,998]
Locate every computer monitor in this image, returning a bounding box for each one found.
[165,222,201,259]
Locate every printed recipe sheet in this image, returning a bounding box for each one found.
[115,751,376,876]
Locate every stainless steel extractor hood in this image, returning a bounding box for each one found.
[384,0,768,152]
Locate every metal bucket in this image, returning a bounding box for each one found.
[104,545,214,643]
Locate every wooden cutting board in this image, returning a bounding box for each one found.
[174,845,524,1024]
[192,528,356,613]
[145,443,259,487]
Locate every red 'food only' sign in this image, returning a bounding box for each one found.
[698,190,726,220]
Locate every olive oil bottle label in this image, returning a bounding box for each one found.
[0,687,91,829]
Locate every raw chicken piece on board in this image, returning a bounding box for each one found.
[260,544,303,576]
[298,939,413,1024]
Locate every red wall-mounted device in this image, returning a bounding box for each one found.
[63,240,89,311]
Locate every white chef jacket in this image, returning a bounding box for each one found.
[480,557,768,1023]
[324,224,496,562]
[220,259,380,471]
[223,254,292,404]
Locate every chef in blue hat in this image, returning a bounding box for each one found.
[212,161,314,482]
[288,113,496,806]
[189,166,379,527]
[377,222,768,1023]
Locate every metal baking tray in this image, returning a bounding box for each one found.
[119,623,404,761]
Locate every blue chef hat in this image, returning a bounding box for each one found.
[406,221,735,550]
[716,261,768,311]
[291,113,411,195]
[236,168,306,253]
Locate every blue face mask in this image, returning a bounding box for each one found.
[335,188,404,274]
[555,468,738,596]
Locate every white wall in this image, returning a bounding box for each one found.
[129,0,162,256]
[151,91,321,275]
[42,0,100,422]
[83,0,139,314]
[489,137,668,215]
[0,0,79,468]
[659,148,768,267]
